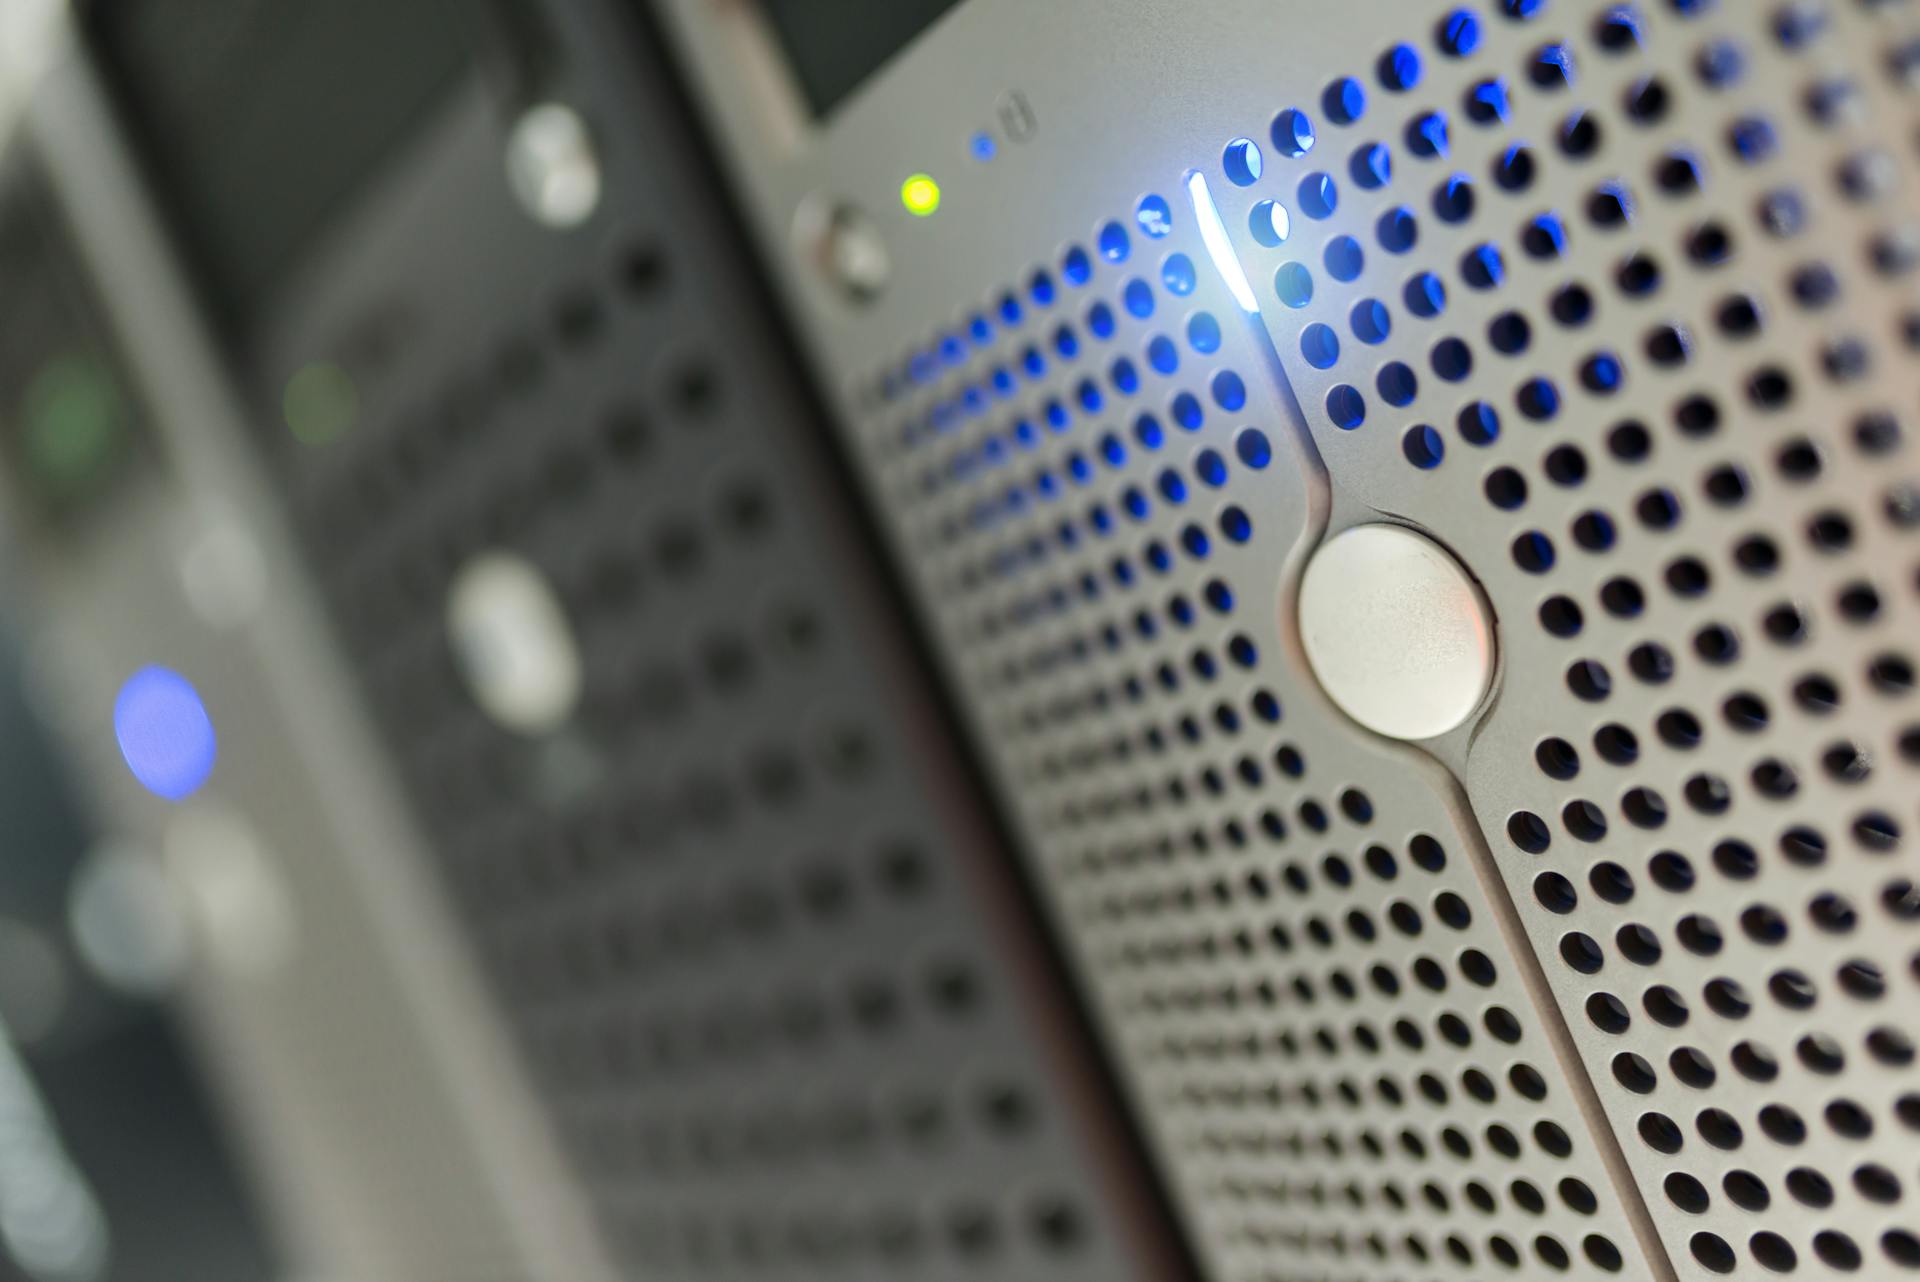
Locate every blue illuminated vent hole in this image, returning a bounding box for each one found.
[1461,243,1505,289]
[1494,144,1536,190]
[1350,298,1391,344]
[1376,207,1418,253]
[1195,449,1227,486]
[1136,194,1173,238]
[1433,174,1475,222]
[1324,236,1364,282]
[1404,271,1447,317]
[1588,182,1634,228]
[1298,173,1338,219]
[1531,42,1576,91]
[1698,38,1744,88]
[1235,427,1272,469]
[1583,351,1625,392]
[1523,211,1568,258]
[1271,108,1316,158]
[1326,384,1367,429]
[1403,424,1445,468]
[1431,336,1473,381]
[1147,335,1179,374]
[1517,376,1561,420]
[1062,245,1092,285]
[1458,400,1500,445]
[1187,312,1222,354]
[1377,361,1418,406]
[1162,253,1197,296]
[1323,77,1367,125]
[1512,530,1556,573]
[1466,77,1511,125]
[1728,116,1778,164]
[1029,269,1057,306]
[1087,301,1115,339]
[1407,111,1449,158]
[1248,200,1291,247]
[1172,392,1204,430]
[1350,144,1391,190]
[1301,323,1341,369]
[1124,278,1155,318]
[1274,262,1315,308]
[1489,311,1531,354]
[1379,44,1423,91]
[1211,369,1247,411]
[1098,220,1131,262]
[1223,137,1264,186]
[1220,506,1252,542]
[1438,8,1482,56]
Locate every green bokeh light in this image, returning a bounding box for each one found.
[22,354,124,497]
[283,362,357,446]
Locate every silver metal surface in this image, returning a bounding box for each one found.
[659,1,1920,1278]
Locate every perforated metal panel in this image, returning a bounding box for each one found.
[76,3,1180,1280]
[659,1,1920,1279]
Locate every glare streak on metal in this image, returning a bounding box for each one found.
[1184,169,1258,313]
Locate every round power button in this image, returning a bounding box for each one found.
[1298,523,1495,741]
[800,199,890,303]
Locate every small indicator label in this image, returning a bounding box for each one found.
[996,89,1037,142]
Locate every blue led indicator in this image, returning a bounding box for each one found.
[970,131,997,161]
[113,666,217,801]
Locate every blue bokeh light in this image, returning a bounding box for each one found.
[113,665,217,801]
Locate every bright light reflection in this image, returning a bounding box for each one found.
[1184,170,1259,313]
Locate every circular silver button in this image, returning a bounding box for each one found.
[1298,523,1495,740]
[446,551,583,735]
[505,102,602,229]
[796,197,890,302]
